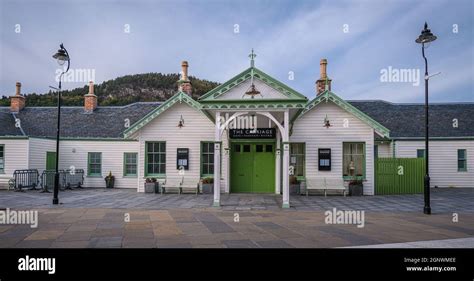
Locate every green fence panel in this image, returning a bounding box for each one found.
[375,158,425,195]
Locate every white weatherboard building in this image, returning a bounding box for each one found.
[1,55,473,208]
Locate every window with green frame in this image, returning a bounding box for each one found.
[458,149,467,172]
[0,145,4,173]
[417,149,425,158]
[88,152,102,176]
[290,143,305,177]
[343,142,365,178]
[201,142,214,176]
[146,142,166,176]
[124,153,138,176]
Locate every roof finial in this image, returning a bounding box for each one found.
[249,49,256,67]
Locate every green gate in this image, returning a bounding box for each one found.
[375,158,425,195]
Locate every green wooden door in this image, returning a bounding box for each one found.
[45,152,57,188]
[231,143,253,192]
[253,143,275,193]
[46,152,57,170]
[231,142,275,193]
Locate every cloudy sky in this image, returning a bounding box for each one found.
[0,0,472,102]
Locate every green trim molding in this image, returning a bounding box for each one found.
[199,67,308,102]
[87,152,102,177]
[124,91,213,138]
[123,152,138,177]
[298,91,390,138]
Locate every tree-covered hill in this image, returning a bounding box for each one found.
[0,73,219,106]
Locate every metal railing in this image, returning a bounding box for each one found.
[40,169,85,192]
[40,170,65,192]
[12,169,39,191]
[63,169,84,189]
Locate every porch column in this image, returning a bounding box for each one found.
[213,111,221,207]
[275,130,281,194]
[282,110,290,208]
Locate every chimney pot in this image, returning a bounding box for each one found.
[88,81,94,94]
[15,82,22,96]
[316,58,332,95]
[178,60,192,97]
[10,82,25,112]
[181,61,189,81]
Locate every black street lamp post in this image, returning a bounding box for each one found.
[416,22,437,215]
[51,43,70,205]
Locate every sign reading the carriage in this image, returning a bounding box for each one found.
[229,128,276,139]
[176,148,189,170]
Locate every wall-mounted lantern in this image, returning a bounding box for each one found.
[178,115,185,128]
[323,114,332,128]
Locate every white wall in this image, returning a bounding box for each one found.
[291,101,376,195]
[395,140,474,188]
[137,102,215,192]
[377,142,392,158]
[58,140,139,188]
[0,138,29,175]
[29,137,56,171]
[215,79,288,100]
[0,138,29,189]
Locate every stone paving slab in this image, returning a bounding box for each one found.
[1,188,473,213]
[0,207,472,248]
[1,188,473,248]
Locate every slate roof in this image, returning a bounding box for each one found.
[0,102,160,138]
[1,100,473,139]
[348,101,474,139]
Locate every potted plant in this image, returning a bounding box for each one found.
[289,175,300,195]
[145,177,157,193]
[349,178,363,196]
[200,177,214,194]
[105,171,115,189]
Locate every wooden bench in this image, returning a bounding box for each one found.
[161,177,200,195]
[180,177,200,195]
[161,177,182,194]
[305,177,346,197]
[0,174,14,190]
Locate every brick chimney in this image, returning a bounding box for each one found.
[316,59,332,95]
[10,82,25,112]
[178,61,192,97]
[84,81,97,112]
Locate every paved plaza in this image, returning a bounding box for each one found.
[0,188,473,248]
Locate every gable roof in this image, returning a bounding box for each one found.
[0,102,159,139]
[123,91,212,138]
[298,90,391,138]
[199,67,308,102]
[349,100,474,139]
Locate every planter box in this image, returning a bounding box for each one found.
[105,178,115,189]
[201,183,213,194]
[349,184,363,196]
[145,182,157,193]
[290,183,300,195]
